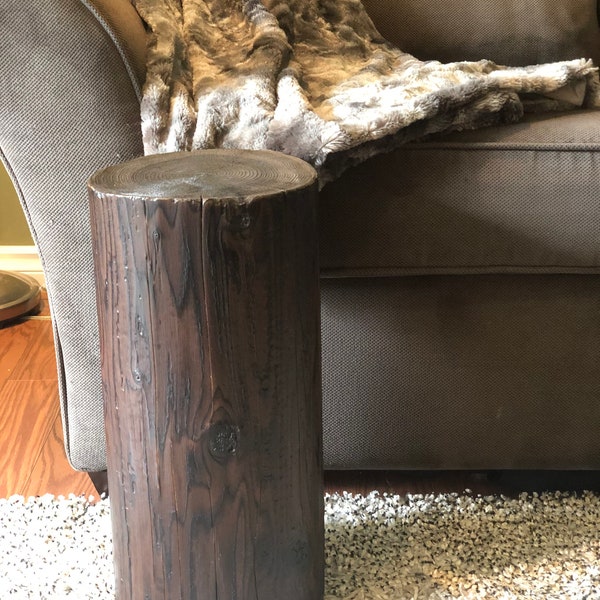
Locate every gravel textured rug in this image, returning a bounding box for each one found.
[1,491,600,599]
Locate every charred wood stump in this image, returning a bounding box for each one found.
[88,149,323,600]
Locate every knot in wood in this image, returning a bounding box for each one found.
[227,210,252,234]
[208,422,239,459]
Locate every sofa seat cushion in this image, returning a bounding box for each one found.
[362,0,600,68]
[319,109,600,277]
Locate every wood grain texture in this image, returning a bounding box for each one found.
[0,292,113,500]
[0,320,41,387]
[89,150,323,600]
[0,379,59,497]
[24,407,98,499]
[9,319,58,381]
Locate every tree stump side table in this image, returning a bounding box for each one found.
[88,149,323,600]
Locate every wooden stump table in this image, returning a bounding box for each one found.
[88,149,323,600]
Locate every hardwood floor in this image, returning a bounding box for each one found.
[0,292,96,499]
[2,290,599,501]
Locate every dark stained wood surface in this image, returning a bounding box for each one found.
[89,150,322,600]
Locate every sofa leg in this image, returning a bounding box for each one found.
[88,470,108,497]
[89,151,323,599]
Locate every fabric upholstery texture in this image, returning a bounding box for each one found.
[0,0,144,471]
[322,275,600,469]
[2,0,600,472]
[320,109,600,276]
[362,0,600,67]
[83,0,147,92]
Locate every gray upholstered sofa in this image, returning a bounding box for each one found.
[2,0,600,474]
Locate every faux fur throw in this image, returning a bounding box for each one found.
[134,0,600,183]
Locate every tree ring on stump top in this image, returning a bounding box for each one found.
[88,149,318,201]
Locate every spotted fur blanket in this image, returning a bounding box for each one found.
[134,0,600,183]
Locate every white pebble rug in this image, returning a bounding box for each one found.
[1,491,600,599]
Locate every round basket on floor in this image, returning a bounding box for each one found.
[0,270,41,323]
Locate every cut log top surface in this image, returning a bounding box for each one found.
[88,149,317,201]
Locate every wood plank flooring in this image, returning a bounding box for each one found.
[2,291,599,501]
[0,293,96,499]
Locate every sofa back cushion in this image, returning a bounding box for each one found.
[362,0,600,67]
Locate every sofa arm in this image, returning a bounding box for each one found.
[85,0,148,88]
[0,0,145,471]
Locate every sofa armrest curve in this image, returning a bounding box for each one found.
[83,0,147,96]
[0,0,145,471]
